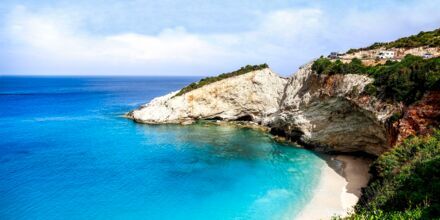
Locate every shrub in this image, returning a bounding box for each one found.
[388,112,402,124]
[346,29,440,53]
[311,56,332,74]
[347,130,440,219]
[312,58,366,75]
[312,55,440,105]
[364,83,377,96]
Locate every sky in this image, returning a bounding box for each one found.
[0,0,439,76]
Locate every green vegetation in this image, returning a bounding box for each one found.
[339,207,425,220]
[342,130,440,219]
[174,64,269,97]
[312,57,366,75]
[387,112,402,124]
[311,55,440,104]
[347,29,440,53]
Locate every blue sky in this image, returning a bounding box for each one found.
[1,0,439,76]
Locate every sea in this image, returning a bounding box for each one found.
[0,76,324,220]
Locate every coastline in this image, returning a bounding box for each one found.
[128,120,373,219]
[296,155,371,220]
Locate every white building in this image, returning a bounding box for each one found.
[423,53,434,59]
[377,50,395,59]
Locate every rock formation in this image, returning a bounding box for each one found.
[127,63,404,155]
[268,63,399,155]
[127,68,287,124]
[392,91,440,145]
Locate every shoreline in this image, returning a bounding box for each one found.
[128,120,373,219]
[296,155,371,220]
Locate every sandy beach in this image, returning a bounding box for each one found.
[296,155,371,220]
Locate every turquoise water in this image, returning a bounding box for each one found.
[0,76,324,220]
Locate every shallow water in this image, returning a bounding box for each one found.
[0,76,324,220]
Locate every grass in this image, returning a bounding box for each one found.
[173,64,269,97]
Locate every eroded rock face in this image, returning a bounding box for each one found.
[127,68,287,124]
[270,64,399,155]
[393,91,440,145]
[128,64,402,155]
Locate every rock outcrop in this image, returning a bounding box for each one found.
[128,64,402,156]
[392,91,440,145]
[127,68,287,124]
[269,63,399,155]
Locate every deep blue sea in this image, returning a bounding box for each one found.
[0,76,324,220]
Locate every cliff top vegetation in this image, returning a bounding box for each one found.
[312,55,440,104]
[174,64,269,97]
[347,28,440,54]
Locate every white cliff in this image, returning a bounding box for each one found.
[128,68,287,124]
[127,64,400,155]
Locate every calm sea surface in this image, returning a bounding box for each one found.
[0,76,324,220]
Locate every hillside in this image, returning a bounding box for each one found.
[343,130,440,219]
[128,29,440,219]
[312,55,440,105]
[347,29,440,53]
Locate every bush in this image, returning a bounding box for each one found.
[312,58,366,75]
[312,55,440,105]
[338,207,424,220]
[388,112,402,124]
[347,130,440,219]
[346,29,440,53]
[311,56,332,75]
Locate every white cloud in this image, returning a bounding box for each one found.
[7,7,232,65]
[3,6,328,75]
[3,2,440,75]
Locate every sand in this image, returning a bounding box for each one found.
[295,155,371,220]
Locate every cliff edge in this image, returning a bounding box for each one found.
[128,29,439,156]
[127,63,399,155]
[127,68,287,124]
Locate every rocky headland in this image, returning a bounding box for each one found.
[127,28,440,157]
[126,60,437,156]
[127,29,440,219]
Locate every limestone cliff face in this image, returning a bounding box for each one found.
[127,68,287,124]
[128,64,401,155]
[269,64,399,155]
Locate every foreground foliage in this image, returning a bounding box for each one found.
[174,64,269,97]
[343,130,440,219]
[311,55,440,104]
[347,29,440,53]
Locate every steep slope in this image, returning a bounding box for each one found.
[126,29,440,219]
[347,130,440,219]
[128,30,439,156]
[392,91,440,145]
[345,28,440,54]
[269,63,399,155]
[128,63,400,155]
